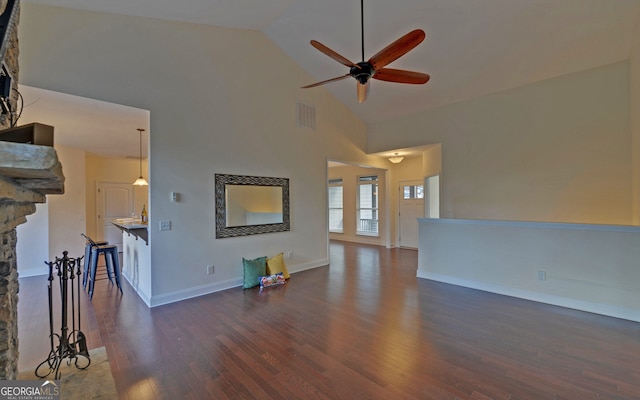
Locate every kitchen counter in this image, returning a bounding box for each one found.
[113,218,151,305]
[112,218,148,244]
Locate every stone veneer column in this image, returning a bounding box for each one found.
[0,0,36,379]
[0,142,64,379]
[0,208,30,378]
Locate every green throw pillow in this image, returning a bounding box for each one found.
[242,256,267,289]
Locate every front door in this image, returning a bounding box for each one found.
[399,180,424,248]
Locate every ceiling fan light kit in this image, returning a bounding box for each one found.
[302,0,430,103]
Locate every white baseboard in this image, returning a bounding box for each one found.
[18,268,47,278]
[330,235,386,246]
[149,277,242,307]
[147,258,329,308]
[288,258,328,274]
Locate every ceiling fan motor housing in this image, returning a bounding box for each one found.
[351,62,374,84]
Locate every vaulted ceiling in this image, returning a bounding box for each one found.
[23,0,640,124]
[18,0,640,157]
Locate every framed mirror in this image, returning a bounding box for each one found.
[215,174,290,238]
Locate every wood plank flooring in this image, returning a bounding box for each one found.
[18,241,640,399]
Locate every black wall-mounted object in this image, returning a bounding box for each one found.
[0,65,10,99]
[0,0,18,67]
[0,0,18,118]
[0,122,54,146]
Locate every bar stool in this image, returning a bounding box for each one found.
[81,234,123,299]
[81,234,108,288]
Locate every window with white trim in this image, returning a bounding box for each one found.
[357,175,378,236]
[328,178,344,233]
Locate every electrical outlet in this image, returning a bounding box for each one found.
[207,265,215,275]
[159,220,172,231]
[537,270,546,281]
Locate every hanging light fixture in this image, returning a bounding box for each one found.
[388,153,404,164]
[132,128,148,186]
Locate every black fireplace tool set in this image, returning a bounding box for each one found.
[35,251,91,379]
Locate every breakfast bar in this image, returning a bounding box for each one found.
[111,218,151,304]
[112,218,148,245]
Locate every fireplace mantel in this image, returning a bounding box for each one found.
[0,141,64,195]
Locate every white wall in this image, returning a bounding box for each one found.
[16,203,49,277]
[17,145,87,275]
[418,219,640,322]
[631,7,640,224]
[47,145,87,260]
[421,145,442,178]
[369,62,632,225]
[18,4,385,305]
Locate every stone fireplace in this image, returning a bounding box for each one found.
[0,142,64,379]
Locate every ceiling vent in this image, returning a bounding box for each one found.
[296,101,316,130]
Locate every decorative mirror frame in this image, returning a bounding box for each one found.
[215,174,290,238]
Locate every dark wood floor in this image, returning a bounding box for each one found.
[18,241,640,399]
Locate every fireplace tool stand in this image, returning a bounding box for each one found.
[35,251,91,379]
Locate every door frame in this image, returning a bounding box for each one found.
[96,181,135,242]
[398,179,425,249]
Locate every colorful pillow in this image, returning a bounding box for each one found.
[242,256,267,289]
[259,272,286,288]
[266,252,290,279]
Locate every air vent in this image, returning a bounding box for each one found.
[296,101,316,130]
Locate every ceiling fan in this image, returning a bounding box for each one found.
[301,0,430,103]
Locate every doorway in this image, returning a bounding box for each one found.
[398,180,424,248]
[96,182,135,249]
[15,85,150,271]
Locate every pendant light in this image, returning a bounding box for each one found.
[132,128,148,186]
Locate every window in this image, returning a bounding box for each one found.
[403,184,424,199]
[357,175,378,235]
[328,178,343,233]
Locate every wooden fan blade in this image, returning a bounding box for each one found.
[357,81,370,103]
[310,40,360,69]
[301,74,351,89]
[368,29,426,70]
[373,68,430,84]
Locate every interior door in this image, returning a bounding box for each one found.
[399,180,424,248]
[96,182,134,250]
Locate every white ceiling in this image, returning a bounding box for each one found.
[18,85,150,159]
[18,0,640,156]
